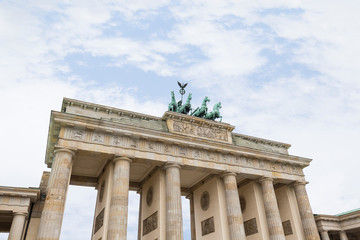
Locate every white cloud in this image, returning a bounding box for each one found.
[1,0,360,238]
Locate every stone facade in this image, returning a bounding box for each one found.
[0,97,331,239]
[315,209,360,240]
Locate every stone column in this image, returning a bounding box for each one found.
[37,148,74,240]
[339,231,348,240]
[320,231,330,240]
[137,189,142,240]
[8,212,27,240]
[293,182,320,240]
[164,163,183,240]
[222,172,246,240]
[186,193,196,240]
[107,156,132,240]
[258,177,286,240]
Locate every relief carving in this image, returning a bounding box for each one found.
[94,208,105,234]
[143,211,158,236]
[244,218,258,236]
[93,133,104,143]
[200,191,210,211]
[179,147,186,156]
[130,139,138,148]
[73,129,85,140]
[172,121,228,142]
[164,144,172,153]
[99,181,105,203]
[282,220,293,236]
[147,142,154,150]
[112,136,122,146]
[239,195,246,212]
[146,186,153,207]
[207,152,215,160]
[201,216,215,236]
[193,150,201,158]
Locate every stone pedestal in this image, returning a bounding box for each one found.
[293,182,320,240]
[222,172,246,240]
[107,156,132,240]
[320,231,330,240]
[164,163,183,240]
[339,231,348,240]
[8,212,27,240]
[259,177,285,240]
[37,148,74,240]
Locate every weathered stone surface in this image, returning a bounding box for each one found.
[223,172,246,240]
[94,208,105,234]
[293,182,320,240]
[244,218,258,236]
[107,156,131,240]
[165,163,183,240]
[259,177,286,240]
[201,216,215,236]
[37,148,74,240]
[143,211,158,236]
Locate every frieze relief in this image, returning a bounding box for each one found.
[172,120,229,143]
[65,127,304,176]
[143,211,158,236]
[93,133,105,143]
[201,216,215,236]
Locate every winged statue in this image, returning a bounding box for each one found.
[177,81,188,90]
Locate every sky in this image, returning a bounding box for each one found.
[0,0,360,239]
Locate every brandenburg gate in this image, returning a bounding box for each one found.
[28,95,320,240]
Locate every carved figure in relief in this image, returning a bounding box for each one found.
[168,91,178,112]
[94,134,104,143]
[73,130,85,140]
[112,136,121,145]
[205,102,222,121]
[191,96,210,118]
[177,93,192,114]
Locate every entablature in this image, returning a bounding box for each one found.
[45,110,311,182]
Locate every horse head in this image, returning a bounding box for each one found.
[214,102,222,110]
[188,93,192,101]
[204,96,210,103]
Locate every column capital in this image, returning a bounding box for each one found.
[113,156,132,163]
[54,148,76,156]
[13,212,27,217]
[164,162,182,170]
[257,176,273,183]
[221,171,237,178]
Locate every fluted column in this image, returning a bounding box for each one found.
[164,163,183,240]
[8,212,27,240]
[320,231,330,240]
[107,156,132,240]
[293,182,320,240]
[37,148,74,240]
[339,231,348,240]
[186,193,196,240]
[259,177,285,240]
[222,172,246,240]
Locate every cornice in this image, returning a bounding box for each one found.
[62,97,162,122]
[232,133,291,149]
[0,187,40,202]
